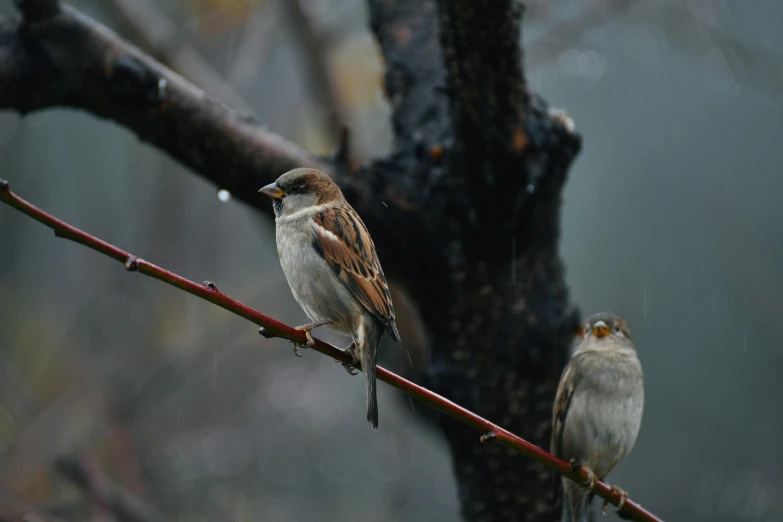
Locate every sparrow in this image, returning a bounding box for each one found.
[552,312,644,522]
[258,168,400,430]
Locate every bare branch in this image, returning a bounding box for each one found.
[0,180,661,522]
[0,2,326,213]
[367,0,451,158]
[227,3,278,94]
[433,0,583,234]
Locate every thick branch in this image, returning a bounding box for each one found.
[0,180,660,522]
[367,0,451,161]
[438,0,528,140]
[362,2,583,520]
[434,1,581,238]
[0,3,325,212]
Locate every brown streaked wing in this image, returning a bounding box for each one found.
[551,359,578,501]
[311,206,400,341]
[552,361,576,460]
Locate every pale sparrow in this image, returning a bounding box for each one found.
[259,168,400,429]
[552,312,644,521]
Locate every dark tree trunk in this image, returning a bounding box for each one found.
[0,0,582,520]
[351,3,583,520]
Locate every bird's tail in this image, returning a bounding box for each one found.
[361,320,382,430]
[561,479,593,522]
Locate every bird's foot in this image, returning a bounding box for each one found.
[259,321,331,357]
[602,486,628,514]
[339,343,361,375]
[290,320,333,356]
[295,320,333,346]
[569,459,596,490]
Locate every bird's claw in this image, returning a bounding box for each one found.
[301,329,316,347]
[346,343,360,362]
[340,343,361,375]
[602,486,627,514]
[294,320,332,347]
[569,459,596,490]
[288,320,332,357]
[342,363,360,375]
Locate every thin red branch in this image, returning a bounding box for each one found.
[0,179,662,522]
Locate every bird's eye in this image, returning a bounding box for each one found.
[289,183,304,194]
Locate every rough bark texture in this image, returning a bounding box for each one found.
[0,1,582,520]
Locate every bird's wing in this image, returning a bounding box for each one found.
[311,206,400,341]
[552,361,577,459]
[552,358,578,501]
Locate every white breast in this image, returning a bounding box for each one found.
[275,216,359,338]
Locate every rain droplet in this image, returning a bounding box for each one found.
[157,78,168,99]
[526,184,535,194]
[406,349,413,367]
[217,189,231,202]
[382,201,388,208]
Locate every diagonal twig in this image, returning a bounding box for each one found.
[0,179,661,522]
[54,455,168,522]
[227,3,279,94]
[0,497,68,522]
[284,0,346,138]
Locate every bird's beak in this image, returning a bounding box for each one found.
[592,320,610,338]
[258,183,285,199]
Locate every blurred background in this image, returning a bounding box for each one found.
[1,0,782,521]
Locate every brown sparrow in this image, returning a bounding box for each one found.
[259,168,400,429]
[552,312,644,522]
